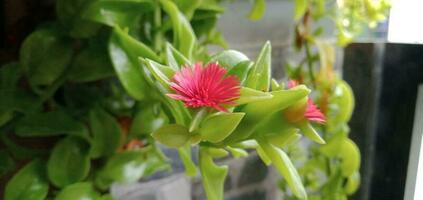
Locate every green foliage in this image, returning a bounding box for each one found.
[55,182,101,200]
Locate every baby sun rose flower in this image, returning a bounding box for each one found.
[284,80,326,123]
[167,62,241,112]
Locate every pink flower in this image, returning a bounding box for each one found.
[167,62,241,112]
[304,99,326,123]
[287,80,326,123]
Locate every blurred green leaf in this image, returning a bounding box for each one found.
[249,0,266,21]
[96,149,168,186]
[89,106,122,158]
[237,87,273,105]
[130,103,169,136]
[56,0,101,38]
[82,0,154,27]
[345,171,360,195]
[294,0,308,21]
[55,182,101,200]
[160,0,196,59]
[228,61,253,85]
[152,124,191,148]
[15,110,87,137]
[68,42,114,82]
[48,136,91,188]
[298,121,326,144]
[178,144,198,177]
[142,58,175,87]
[4,160,49,200]
[332,80,355,123]
[226,146,248,158]
[165,42,191,70]
[199,147,228,200]
[109,27,155,100]
[209,50,249,70]
[200,112,245,143]
[340,138,360,177]
[258,139,307,199]
[245,41,271,91]
[20,28,72,86]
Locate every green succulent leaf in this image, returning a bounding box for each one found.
[130,103,169,136]
[257,139,307,199]
[55,182,101,200]
[89,106,122,158]
[332,80,355,123]
[298,121,326,144]
[96,149,168,187]
[199,147,228,200]
[200,112,245,143]
[160,0,196,59]
[15,110,87,137]
[245,41,271,91]
[339,138,361,177]
[142,58,175,87]
[4,160,49,200]
[345,171,360,195]
[226,146,248,158]
[68,41,114,82]
[237,87,273,105]
[20,28,73,86]
[165,42,191,70]
[178,144,198,177]
[82,0,154,27]
[228,61,253,85]
[249,0,266,21]
[0,150,15,178]
[109,26,159,100]
[152,124,191,148]
[222,86,310,144]
[48,136,91,188]
[209,50,249,69]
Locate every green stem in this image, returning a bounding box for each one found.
[189,107,207,132]
[304,41,316,88]
[153,1,163,52]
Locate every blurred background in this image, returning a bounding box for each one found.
[1,0,422,200]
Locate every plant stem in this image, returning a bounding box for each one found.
[153,1,163,52]
[304,41,316,88]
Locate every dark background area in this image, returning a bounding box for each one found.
[344,43,423,200]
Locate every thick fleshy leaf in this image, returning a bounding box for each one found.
[82,0,154,27]
[68,42,114,82]
[129,103,169,136]
[48,136,91,188]
[109,26,159,100]
[173,0,202,18]
[200,112,245,143]
[160,0,196,59]
[56,0,101,38]
[226,147,248,158]
[236,87,273,105]
[20,28,72,86]
[339,138,361,177]
[199,147,228,200]
[222,86,310,144]
[152,124,191,148]
[245,41,271,91]
[142,58,175,87]
[178,145,197,177]
[345,171,360,195]
[266,129,302,148]
[297,121,326,144]
[165,43,191,70]
[249,0,266,21]
[15,110,87,137]
[89,107,122,158]
[257,139,307,199]
[209,50,249,70]
[228,61,253,85]
[332,80,355,123]
[256,145,271,165]
[4,160,49,200]
[96,149,168,186]
[55,182,101,200]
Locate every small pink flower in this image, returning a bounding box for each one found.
[287,80,326,123]
[304,99,326,123]
[167,62,240,112]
